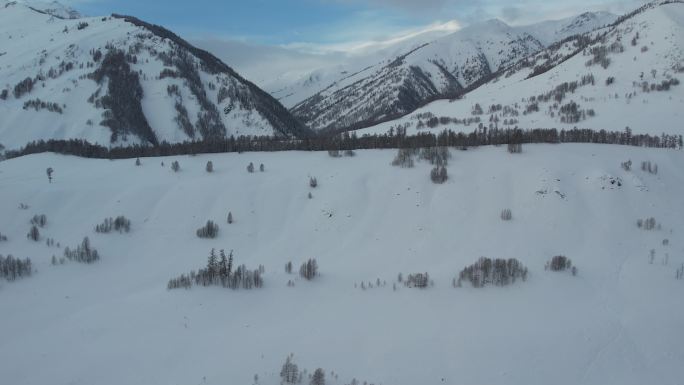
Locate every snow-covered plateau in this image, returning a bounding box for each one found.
[0,144,683,385]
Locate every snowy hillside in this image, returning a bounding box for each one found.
[0,144,683,385]
[279,11,619,134]
[0,1,309,152]
[361,0,683,137]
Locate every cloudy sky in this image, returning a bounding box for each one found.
[71,0,644,49]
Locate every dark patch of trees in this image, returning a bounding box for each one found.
[13,77,34,98]
[90,50,158,145]
[391,148,416,168]
[0,255,32,281]
[299,258,319,280]
[64,237,100,263]
[637,217,659,231]
[30,214,47,227]
[110,14,309,139]
[95,216,131,233]
[546,255,576,275]
[405,272,429,288]
[196,220,219,238]
[167,249,263,290]
[77,22,89,30]
[23,99,63,113]
[420,146,450,165]
[641,161,658,174]
[27,225,40,241]
[430,166,447,184]
[455,257,528,288]
[0,232,7,242]
[500,209,513,221]
[280,355,301,384]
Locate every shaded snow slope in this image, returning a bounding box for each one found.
[0,144,683,385]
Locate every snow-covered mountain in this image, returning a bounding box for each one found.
[0,1,310,151]
[288,20,542,133]
[286,10,625,133]
[360,0,683,137]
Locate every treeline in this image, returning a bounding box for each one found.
[5,127,682,161]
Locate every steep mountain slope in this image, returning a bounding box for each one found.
[290,21,544,133]
[0,2,309,151]
[288,11,621,134]
[360,0,683,137]
[1,145,683,385]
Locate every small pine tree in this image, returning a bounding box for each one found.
[171,161,180,172]
[206,161,213,173]
[259,163,265,172]
[27,225,40,241]
[309,177,318,188]
[135,158,141,166]
[247,162,255,173]
[227,211,233,224]
[311,368,325,385]
[46,167,54,183]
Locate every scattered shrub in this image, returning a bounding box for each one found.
[641,161,658,174]
[95,216,131,233]
[167,249,263,290]
[637,217,659,231]
[507,143,522,153]
[64,237,100,263]
[420,147,450,166]
[30,214,47,227]
[26,225,40,241]
[621,159,632,171]
[430,166,448,184]
[500,209,513,221]
[135,157,141,166]
[546,255,575,275]
[455,257,527,288]
[405,272,430,288]
[309,176,318,188]
[247,162,255,173]
[0,255,32,281]
[391,148,415,168]
[299,258,319,280]
[285,261,293,274]
[196,220,219,238]
[171,161,180,172]
[227,212,233,224]
[206,160,213,173]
